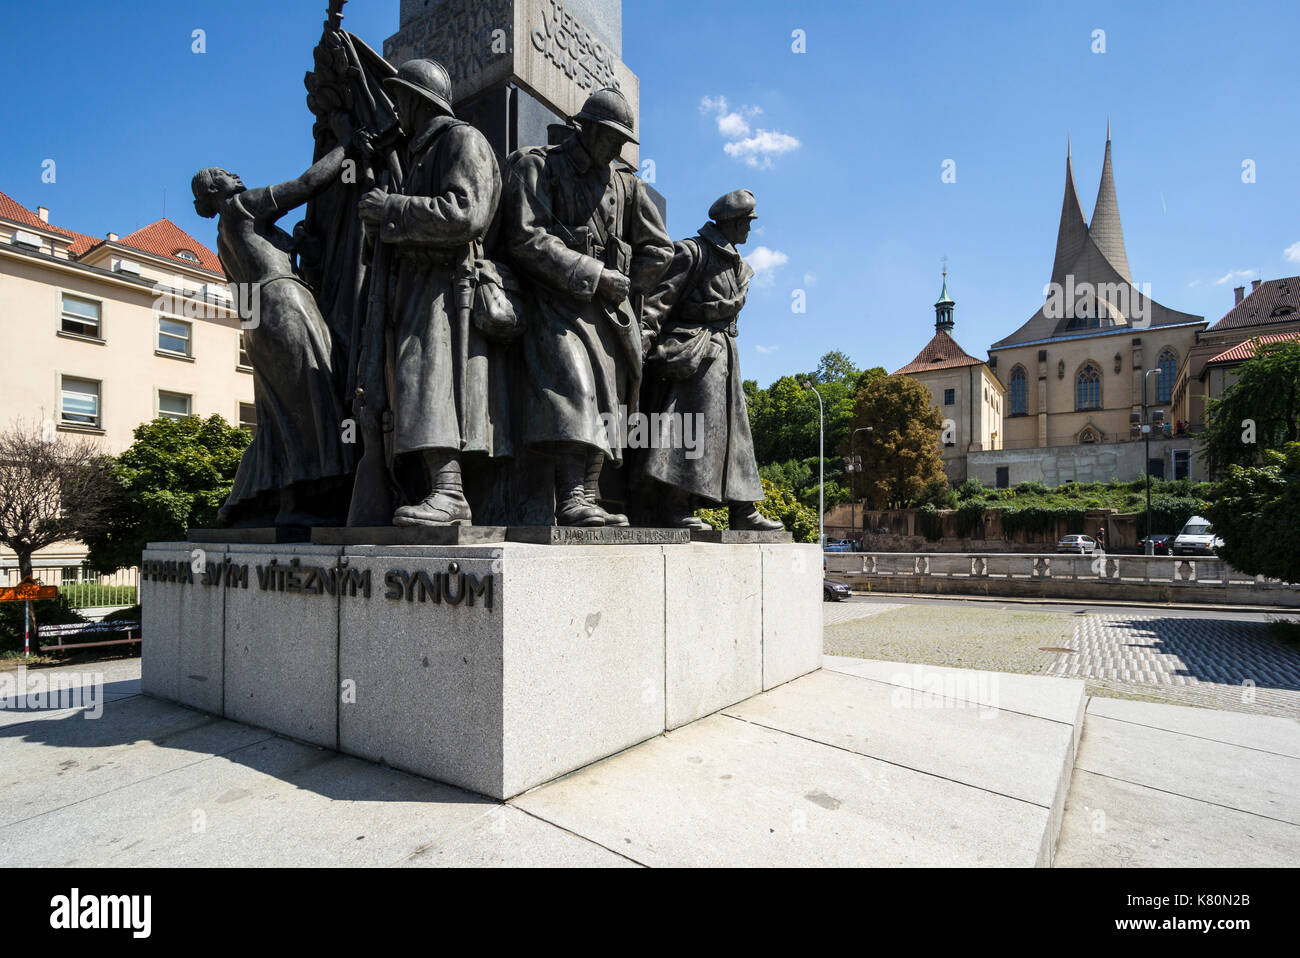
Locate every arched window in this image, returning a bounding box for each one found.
[1078,425,1102,444]
[1009,365,1028,416]
[1075,362,1102,410]
[1157,348,1177,403]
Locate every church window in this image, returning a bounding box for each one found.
[1009,365,1028,416]
[1156,348,1177,403]
[1075,362,1102,411]
[944,388,955,406]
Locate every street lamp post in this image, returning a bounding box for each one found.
[1141,368,1164,555]
[802,381,825,548]
[849,426,872,548]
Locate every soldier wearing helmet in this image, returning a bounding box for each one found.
[356,58,506,526]
[501,87,673,526]
[635,189,783,531]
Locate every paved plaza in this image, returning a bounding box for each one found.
[2,597,1297,867]
[825,597,1300,718]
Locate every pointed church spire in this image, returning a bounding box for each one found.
[934,267,955,332]
[1089,121,1132,281]
[1049,142,1089,289]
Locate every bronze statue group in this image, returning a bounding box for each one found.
[192,34,781,535]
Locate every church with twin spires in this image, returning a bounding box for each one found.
[897,126,1207,488]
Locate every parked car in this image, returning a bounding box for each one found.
[1056,534,1098,554]
[824,579,852,602]
[1139,533,1174,555]
[1172,516,1223,556]
[823,539,854,553]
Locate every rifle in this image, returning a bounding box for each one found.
[347,168,399,527]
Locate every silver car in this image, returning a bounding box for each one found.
[1056,534,1098,554]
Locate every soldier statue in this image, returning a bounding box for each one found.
[356,59,506,526]
[637,189,783,532]
[501,87,673,526]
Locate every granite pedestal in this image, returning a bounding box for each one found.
[140,539,821,799]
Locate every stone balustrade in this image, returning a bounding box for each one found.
[823,552,1300,607]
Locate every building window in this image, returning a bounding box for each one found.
[943,388,955,406]
[1157,348,1177,403]
[1075,362,1102,410]
[1173,449,1190,480]
[1009,365,1028,416]
[1078,425,1102,444]
[174,249,200,264]
[59,376,100,428]
[60,294,102,338]
[158,391,192,420]
[238,333,252,370]
[995,466,1009,489]
[158,317,192,357]
[239,401,257,439]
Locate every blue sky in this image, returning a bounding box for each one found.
[3,0,1297,386]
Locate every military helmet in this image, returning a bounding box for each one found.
[709,189,758,223]
[382,59,454,116]
[574,87,637,144]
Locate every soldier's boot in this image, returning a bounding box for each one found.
[582,451,629,526]
[555,451,605,527]
[664,487,710,530]
[729,502,784,532]
[393,451,472,527]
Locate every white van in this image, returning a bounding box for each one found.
[1172,515,1223,556]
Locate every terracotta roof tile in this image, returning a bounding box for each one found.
[893,329,986,375]
[0,188,98,255]
[1205,331,1300,365]
[115,218,223,275]
[1205,277,1300,333]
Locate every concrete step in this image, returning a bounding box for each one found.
[512,659,1087,866]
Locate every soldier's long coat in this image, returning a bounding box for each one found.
[501,136,672,465]
[636,221,764,504]
[379,115,508,458]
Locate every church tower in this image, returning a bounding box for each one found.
[935,269,955,332]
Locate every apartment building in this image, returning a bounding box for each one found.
[0,188,252,570]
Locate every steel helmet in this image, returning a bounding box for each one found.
[382,59,454,116]
[574,87,637,144]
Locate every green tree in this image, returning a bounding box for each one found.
[0,419,115,583]
[849,375,947,508]
[815,350,859,384]
[85,416,250,572]
[1201,338,1300,472]
[1205,441,1300,583]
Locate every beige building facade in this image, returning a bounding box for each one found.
[0,188,251,571]
[1170,277,1300,434]
[893,275,1004,484]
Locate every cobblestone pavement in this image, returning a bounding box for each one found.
[826,600,1300,719]
[1046,614,1300,718]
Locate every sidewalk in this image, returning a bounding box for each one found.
[2,657,1295,866]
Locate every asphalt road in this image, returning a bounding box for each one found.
[836,591,1300,623]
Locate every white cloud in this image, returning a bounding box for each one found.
[746,246,788,287]
[724,130,802,169]
[1285,241,1300,263]
[1214,269,1254,286]
[803,272,818,287]
[699,93,799,169]
[755,344,779,354]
